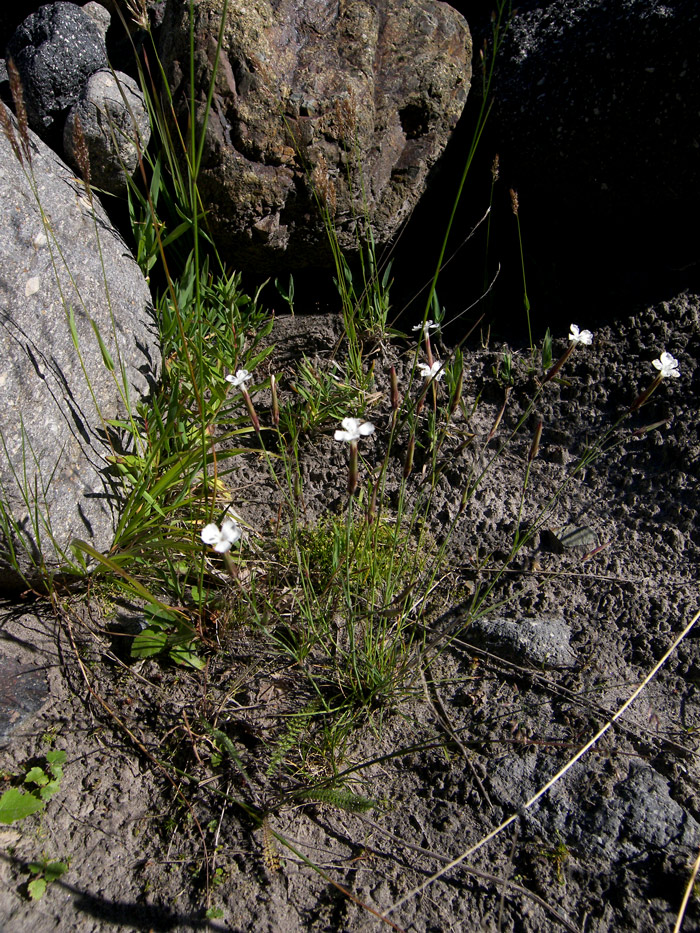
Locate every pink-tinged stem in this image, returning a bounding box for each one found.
[528,418,543,462]
[543,343,575,384]
[390,366,399,412]
[403,435,415,479]
[629,374,663,413]
[425,335,435,369]
[348,441,359,495]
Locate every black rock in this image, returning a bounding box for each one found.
[6,2,107,146]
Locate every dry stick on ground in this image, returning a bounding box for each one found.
[673,843,700,933]
[354,814,580,933]
[384,607,700,917]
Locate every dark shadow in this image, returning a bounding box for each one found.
[0,849,228,930]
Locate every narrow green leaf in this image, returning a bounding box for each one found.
[67,305,80,351]
[90,320,115,371]
[71,540,190,622]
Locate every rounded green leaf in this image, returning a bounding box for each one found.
[0,788,44,824]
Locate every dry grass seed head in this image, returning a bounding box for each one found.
[311,153,337,216]
[7,59,31,164]
[334,90,357,142]
[509,187,519,216]
[0,101,23,166]
[71,115,93,202]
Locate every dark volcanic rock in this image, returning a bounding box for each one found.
[158,0,472,272]
[481,0,700,315]
[6,2,108,144]
[490,0,700,209]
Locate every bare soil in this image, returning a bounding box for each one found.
[0,292,698,932]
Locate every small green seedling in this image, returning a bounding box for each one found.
[0,750,66,824]
[27,856,69,900]
[541,327,553,372]
[493,350,514,386]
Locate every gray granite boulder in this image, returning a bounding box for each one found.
[6,2,108,144]
[158,0,472,272]
[64,69,151,196]
[0,103,159,588]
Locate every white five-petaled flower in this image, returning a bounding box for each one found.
[226,369,252,389]
[652,350,681,379]
[201,518,242,553]
[568,324,593,346]
[334,417,375,443]
[412,320,439,337]
[418,360,445,381]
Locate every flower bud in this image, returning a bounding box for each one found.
[528,418,543,462]
[270,374,279,426]
[390,366,399,411]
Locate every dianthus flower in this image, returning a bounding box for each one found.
[201,518,242,553]
[652,351,680,379]
[334,418,375,443]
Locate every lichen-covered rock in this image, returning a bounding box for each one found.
[0,104,159,588]
[64,69,151,196]
[159,0,471,271]
[6,2,108,144]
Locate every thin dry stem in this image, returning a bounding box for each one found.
[673,843,700,933]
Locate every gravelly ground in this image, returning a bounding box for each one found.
[0,291,698,932]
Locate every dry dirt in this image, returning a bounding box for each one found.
[0,291,698,932]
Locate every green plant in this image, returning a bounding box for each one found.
[539,833,570,885]
[1,0,693,928]
[280,357,370,439]
[0,750,66,825]
[26,856,69,901]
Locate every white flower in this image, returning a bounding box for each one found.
[652,350,681,379]
[568,324,593,345]
[201,518,242,553]
[418,360,445,381]
[412,320,439,337]
[226,369,252,389]
[334,417,375,443]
